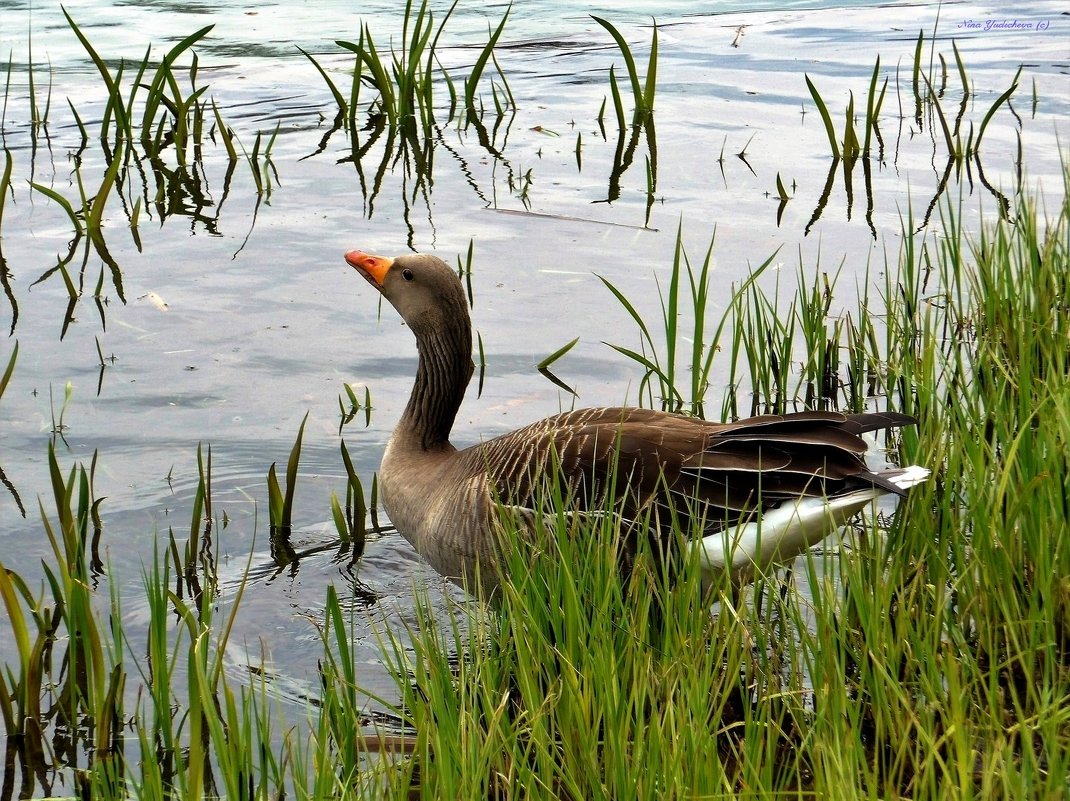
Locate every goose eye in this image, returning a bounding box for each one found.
[402,268,414,281]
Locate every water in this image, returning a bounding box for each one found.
[0,0,1067,777]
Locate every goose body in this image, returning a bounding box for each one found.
[346,250,930,597]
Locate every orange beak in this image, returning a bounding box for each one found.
[345,250,393,289]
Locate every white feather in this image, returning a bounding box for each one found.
[699,464,931,587]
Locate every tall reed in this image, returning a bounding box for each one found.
[375,165,1070,799]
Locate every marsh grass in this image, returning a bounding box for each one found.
[600,224,775,416]
[302,1,517,242]
[0,340,20,521]
[312,0,513,135]
[536,336,579,396]
[6,14,273,339]
[1,158,1067,801]
[804,28,1024,236]
[0,148,13,231]
[267,411,309,534]
[592,15,657,128]
[463,6,513,125]
[376,167,1070,799]
[590,16,659,225]
[330,440,371,553]
[338,382,373,432]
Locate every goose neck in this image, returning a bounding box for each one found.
[399,322,472,450]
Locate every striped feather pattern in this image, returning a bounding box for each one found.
[459,405,918,533]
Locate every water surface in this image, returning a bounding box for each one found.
[0,0,1067,747]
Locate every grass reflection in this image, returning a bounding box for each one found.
[5,13,277,336]
[804,28,1023,237]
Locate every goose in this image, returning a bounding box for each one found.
[345,250,930,598]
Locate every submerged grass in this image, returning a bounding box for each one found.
[803,26,1025,236]
[1,6,1066,795]
[593,15,657,128]
[320,0,512,134]
[266,411,309,533]
[5,13,278,343]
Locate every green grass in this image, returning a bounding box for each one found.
[1,8,1066,794]
[7,14,276,341]
[804,26,1022,235]
[267,412,309,533]
[600,223,775,416]
[590,16,659,225]
[463,6,512,124]
[330,439,371,553]
[316,0,512,135]
[335,0,449,132]
[301,0,514,235]
[1,159,1066,798]
[593,16,657,128]
[383,166,1070,799]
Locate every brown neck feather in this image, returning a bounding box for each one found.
[401,311,473,450]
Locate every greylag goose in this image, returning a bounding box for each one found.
[345,250,930,597]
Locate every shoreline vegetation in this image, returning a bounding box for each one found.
[2,172,1067,799]
[2,2,1068,798]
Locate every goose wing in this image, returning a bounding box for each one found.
[471,407,916,538]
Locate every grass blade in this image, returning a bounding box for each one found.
[805,75,840,159]
[0,148,13,230]
[29,182,85,236]
[642,18,658,113]
[300,46,348,117]
[464,4,511,119]
[537,337,579,370]
[277,413,309,530]
[0,340,16,400]
[592,16,643,116]
[975,66,1021,151]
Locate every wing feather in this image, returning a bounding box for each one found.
[462,406,917,544]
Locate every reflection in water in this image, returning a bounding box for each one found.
[2,14,282,339]
[332,104,535,249]
[805,135,1016,238]
[300,3,670,238]
[596,114,658,227]
[0,338,24,512]
[0,462,24,517]
[0,245,16,335]
[802,37,1023,237]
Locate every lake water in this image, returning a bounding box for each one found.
[0,0,1067,767]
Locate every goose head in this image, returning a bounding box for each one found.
[345,250,469,341]
[345,249,474,450]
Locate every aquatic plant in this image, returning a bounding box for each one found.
[330,439,371,553]
[593,15,658,128]
[384,164,1070,800]
[336,0,452,133]
[307,0,513,134]
[267,412,308,533]
[600,224,774,417]
[803,27,1024,235]
[13,14,274,342]
[536,336,579,395]
[462,5,513,125]
[0,337,25,513]
[0,164,1066,800]
[338,382,373,432]
[302,0,515,241]
[591,16,659,224]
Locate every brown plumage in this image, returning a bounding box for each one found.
[346,250,930,597]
